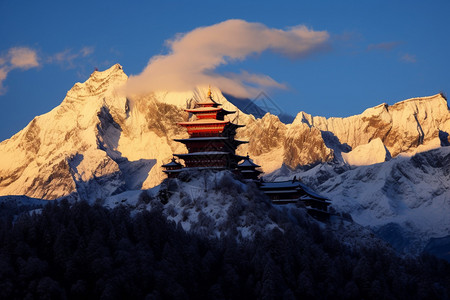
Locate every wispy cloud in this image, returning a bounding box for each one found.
[49,49,79,68]
[0,47,40,95]
[81,46,94,57]
[0,46,96,95]
[0,67,7,94]
[125,19,330,98]
[48,46,95,69]
[367,41,402,51]
[401,53,417,63]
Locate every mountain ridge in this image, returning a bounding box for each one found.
[1,64,449,200]
[1,63,449,256]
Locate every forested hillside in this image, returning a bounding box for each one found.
[0,200,449,299]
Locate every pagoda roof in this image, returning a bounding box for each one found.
[222,109,236,114]
[238,155,261,168]
[300,195,332,204]
[299,184,330,201]
[161,158,183,168]
[263,190,299,194]
[174,137,248,144]
[174,152,246,160]
[197,99,221,106]
[229,123,245,128]
[174,151,230,157]
[185,107,235,114]
[163,166,227,173]
[259,181,302,189]
[260,180,329,201]
[185,107,222,112]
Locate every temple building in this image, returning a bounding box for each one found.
[161,157,183,178]
[259,177,331,220]
[163,88,248,176]
[237,154,262,180]
[162,88,330,219]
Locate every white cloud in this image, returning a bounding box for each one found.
[0,67,8,95]
[0,68,7,81]
[0,45,95,95]
[125,19,330,98]
[8,47,39,69]
[0,47,40,95]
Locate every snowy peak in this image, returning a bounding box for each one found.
[289,93,450,165]
[0,65,130,200]
[1,63,449,203]
[65,64,127,101]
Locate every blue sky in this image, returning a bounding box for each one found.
[1,0,449,141]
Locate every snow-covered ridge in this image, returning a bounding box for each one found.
[0,64,130,200]
[1,63,449,202]
[0,63,449,257]
[295,93,449,157]
[391,93,449,107]
[267,146,450,254]
[237,93,450,171]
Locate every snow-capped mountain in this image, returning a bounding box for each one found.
[0,65,128,200]
[0,64,449,255]
[268,146,450,254]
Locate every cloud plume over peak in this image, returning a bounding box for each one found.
[126,19,329,98]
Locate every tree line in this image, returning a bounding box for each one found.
[0,199,449,299]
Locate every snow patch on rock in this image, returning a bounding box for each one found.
[342,138,390,166]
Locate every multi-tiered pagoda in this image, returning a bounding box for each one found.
[237,154,262,180]
[163,88,248,177]
[162,89,331,219]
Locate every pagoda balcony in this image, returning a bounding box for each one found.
[175,152,246,168]
[177,119,229,135]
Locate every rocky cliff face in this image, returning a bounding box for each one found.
[1,64,449,201]
[297,94,450,159]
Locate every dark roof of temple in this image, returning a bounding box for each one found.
[174,137,248,144]
[260,179,330,201]
[161,157,183,168]
[238,155,261,168]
